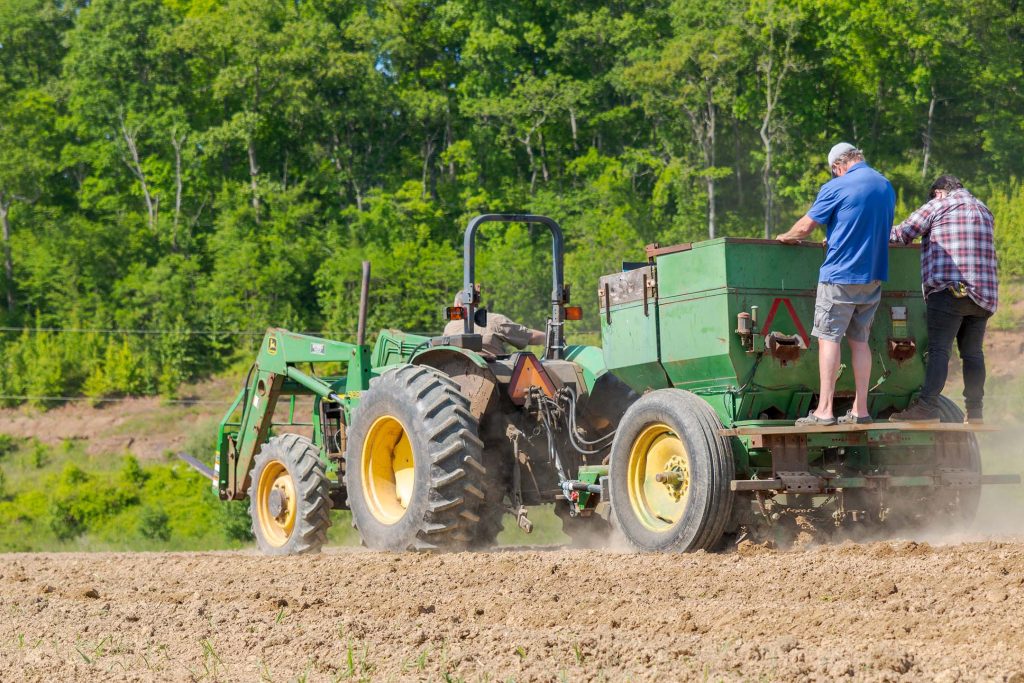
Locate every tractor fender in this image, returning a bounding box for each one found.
[566,344,639,432]
[583,371,639,432]
[413,348,499,422]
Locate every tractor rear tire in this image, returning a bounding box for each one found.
[467,442,508,549]
[608,389,734,552]
[344,365,487,551]
[249,434,332,556]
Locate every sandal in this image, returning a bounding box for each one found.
[795,413,837,427]
[837,410,873,425]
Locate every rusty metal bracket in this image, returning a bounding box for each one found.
[600,283,611,324]
[642,273,649,316]
[776,471,824,493]
[765,434,809,475]
[644,242,693,259]
[765,331,807,364]
[732,478,782,492]
[887,337,917,362]
[938,468,981,488]
[642,274,657,317]
[731,472,824,493]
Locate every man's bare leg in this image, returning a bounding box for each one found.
[814,338,842,419]
[848,339,872,417]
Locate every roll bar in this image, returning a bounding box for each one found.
[461,214,566,360]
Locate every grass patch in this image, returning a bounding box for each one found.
[110,402,216,439]
[326,510,361,546]
[496,505,568,546]
[0,432,574,552]
[0,435,250,552]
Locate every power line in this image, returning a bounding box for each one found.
[0,395,226,405]
[0,326,322,337]
[0,325,595,338]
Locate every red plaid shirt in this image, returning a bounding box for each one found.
[890,189,998,312]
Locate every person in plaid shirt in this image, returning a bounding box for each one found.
[889,175,998,423]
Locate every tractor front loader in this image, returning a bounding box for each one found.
[208,330,372,554]
[201,214,634,554]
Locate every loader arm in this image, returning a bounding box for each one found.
[216,328,372,500]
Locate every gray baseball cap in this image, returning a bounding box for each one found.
[828,142,856,166]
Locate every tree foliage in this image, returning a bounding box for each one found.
[1,0,1022,402]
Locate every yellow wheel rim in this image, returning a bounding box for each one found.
[255,460,297,547]
[362,415,416,525]
[627,423,691,531]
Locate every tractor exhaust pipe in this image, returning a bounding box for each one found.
[356,260,371,346]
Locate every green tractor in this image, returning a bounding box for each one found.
[203,214,635,553]
[192,214,1019,555]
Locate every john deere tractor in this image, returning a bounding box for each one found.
[201,215,635,554]
[193,214,1019,555]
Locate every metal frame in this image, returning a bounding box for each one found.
[217,328,372,500]
[461,213,567,360]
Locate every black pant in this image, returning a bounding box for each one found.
[920,288,992,412]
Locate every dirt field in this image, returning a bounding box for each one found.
[1,541,1022,682]
[0,333,1020,682]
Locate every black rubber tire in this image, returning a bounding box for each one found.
[344,365,487,551]
[608,389,735,552]
[936,396,982,523]
[468,442,507,549]
[248,434,332,556]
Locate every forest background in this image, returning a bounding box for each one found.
[1,0,1024,402]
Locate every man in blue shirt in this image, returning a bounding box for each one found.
[777,143,896,426]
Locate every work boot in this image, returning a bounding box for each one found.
[889,400,940,423]
[964,409,984,425]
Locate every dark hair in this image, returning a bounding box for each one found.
[929,174,963,199]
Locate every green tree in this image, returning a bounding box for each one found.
[0,0,72,314]
[620,0,746,238]
[0,0,1021,407]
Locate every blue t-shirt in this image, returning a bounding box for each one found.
[808,162,896,284]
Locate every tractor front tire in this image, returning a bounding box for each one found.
[249,434,332,556]
[345,365,487,551]
[608,389,734,552]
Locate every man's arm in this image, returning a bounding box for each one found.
[890,201,938,244]
[492,315,545,349]
[777,215,822,244]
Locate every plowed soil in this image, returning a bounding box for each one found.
[2,541,1023,682]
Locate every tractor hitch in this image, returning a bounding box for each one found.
[562,480,603,495]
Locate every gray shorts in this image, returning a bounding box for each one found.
[812,281,882,343]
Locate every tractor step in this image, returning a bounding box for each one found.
[720,422,999,437]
